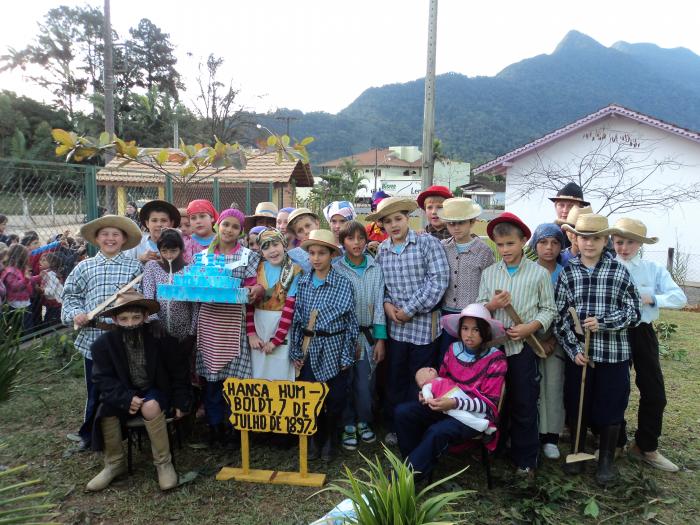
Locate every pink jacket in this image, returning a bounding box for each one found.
[1,267,34,304]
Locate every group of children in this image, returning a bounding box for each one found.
[56,182,686,491]
[0,214,86,333]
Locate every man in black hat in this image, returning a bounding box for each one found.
[549,182,590,224]
[126,200,181,264]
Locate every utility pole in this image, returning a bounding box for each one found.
[421,0,438,193]
[275,115,299,136]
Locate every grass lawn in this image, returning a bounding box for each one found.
[1,310,698,524]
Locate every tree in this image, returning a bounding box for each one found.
[128,19,182,100]
[0,5,108,119]
[509,127,700,215]
[192,54,253,144]
[308,159,368,209]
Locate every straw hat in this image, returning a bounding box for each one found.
[437,197,482,222]
[365,197,418,222]
[548,182,590,205]
[562,214,619,237]
[101,288,160,317]
[286,207,319,230]
[139,200,181,228]
[612,218,659,244]
[81,215,143,250]
[441,304,505,340]
[245,201,278,230]
[556,204,593,226]
[300,229,340,256]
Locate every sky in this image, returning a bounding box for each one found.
[1,0,699,115]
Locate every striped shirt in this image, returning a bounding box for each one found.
[376,230,449,345]
[554,255,641,363]
[441,235,495,312]
[61,252,142,359]
[477,257,557,357]
[290,267,359,382]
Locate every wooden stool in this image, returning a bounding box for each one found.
[125,416,182,474]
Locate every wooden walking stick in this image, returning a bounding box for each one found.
[566,307,596,464]
[73,274,144,330]
[495,290,548,358]
[295,309,319,378]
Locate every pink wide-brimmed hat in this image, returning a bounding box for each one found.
[442,304,505,340]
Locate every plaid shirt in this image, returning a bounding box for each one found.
[477,257,557,357]
[441,235,495,312]
[290,267,359,382]
[377,230,449,345]
[425,224,451,241]
[61,252,142,359]
[554,255,641,363]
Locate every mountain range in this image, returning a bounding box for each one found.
[257,30,700,166]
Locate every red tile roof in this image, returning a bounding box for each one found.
[475,104,700,175]
[319,148,422,169]
[97,150,313,186]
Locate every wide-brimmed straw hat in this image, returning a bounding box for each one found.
[245,201,278,231]
[101,288,160,317]
[548,182,590,206]
[300,229,340,256]
[81,215,143,250]
[139,200,181,228]
[562,214,619,237]
[556,204,593,226]
[365,197,418,222]
[437,197,482,222]
[442,304,505,340]
[612,218,659,244]
[286,207,319,230]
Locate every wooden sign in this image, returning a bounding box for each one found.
[216,379,328,487]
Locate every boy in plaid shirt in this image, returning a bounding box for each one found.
[61,216,143,450]
[555,214,641,486]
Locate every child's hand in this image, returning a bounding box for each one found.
[426,397,457,412]
[506,323,533,341]
[174,408,188,420]
[384,303,403,324]
[583,317,599,332]
[293,359,304,371]
[129,396,144,415]
[641,294,654,305]
[248,334,263,350]
[373,339,385,363]
[395,309,412,323]
[574,352,589,367]
[246,285,264,303]
[489,290,511,310]
[262,341,275,354]
[139,250,160,263]
[74,313,90,327]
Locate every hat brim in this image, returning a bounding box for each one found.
[417,189,453,209]
[561,224,620,237]
[244,215,276,232]
[101,298,161,318]
[437,208,483,222]
[548,196,591,206]
[300,238,340,256]
[442,313,505,340]
[486,215,531,240]
[81,216,143,251]
[366,200,418,222]
[139,200,181,228]
[611,230,659,244]
[287,210,319,230]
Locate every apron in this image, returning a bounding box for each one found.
[250,308,295,381]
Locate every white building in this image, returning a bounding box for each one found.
[474,104,700,282]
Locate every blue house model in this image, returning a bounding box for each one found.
[157,252,249,304]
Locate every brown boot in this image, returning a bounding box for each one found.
[144,412,178,490]
[86,417,126,491]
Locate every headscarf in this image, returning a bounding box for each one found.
[186,199,219,222]
[529,222,566,250]
[257,228,295,291]
[207,208,246,254]
[322,201,356,222]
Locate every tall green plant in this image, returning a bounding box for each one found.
[317,446,471,525]
[0,307,24,403]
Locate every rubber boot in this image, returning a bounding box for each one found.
[321,412,339,462]
[218,422,241,451]
[144,412,178,490]
[596,424,621,486]
[563,422,587,475]
[86,417,126,491]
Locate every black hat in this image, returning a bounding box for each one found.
[139,200,181,228]
[548,182,590,206]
